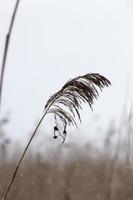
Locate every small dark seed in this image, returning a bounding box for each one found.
[63,130,67,134]
[54,126,58,131]
[53,135,58,139]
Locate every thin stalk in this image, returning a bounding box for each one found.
[1,86,62,200]
[1,111,47,200]
[0,0,21,112]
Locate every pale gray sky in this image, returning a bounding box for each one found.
[0,0,133,142]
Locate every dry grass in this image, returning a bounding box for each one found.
[0,73,111,200]
[0,3,111,200]
[0,108,133,200]
[0,145,133,200]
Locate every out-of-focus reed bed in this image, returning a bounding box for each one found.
[0,107,133,200]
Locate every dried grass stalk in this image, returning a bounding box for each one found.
[2,73,111,200]
[0,0,21,112]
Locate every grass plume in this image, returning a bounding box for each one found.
[1,73,111,200]
[45,73,111,142]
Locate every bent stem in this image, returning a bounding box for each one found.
[1,111,47,200]
[0,0,21,112]
[1,72,111,199]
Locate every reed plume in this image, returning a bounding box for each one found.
[2,73,111,200]
[45,73,111,142]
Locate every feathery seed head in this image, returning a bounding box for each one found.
[44,73,111,142]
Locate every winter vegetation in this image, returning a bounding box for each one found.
[0,107,133,200]
[0,1,132,200]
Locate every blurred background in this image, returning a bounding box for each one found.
[0,0,133,199]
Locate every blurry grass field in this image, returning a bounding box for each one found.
[0,108,133,200]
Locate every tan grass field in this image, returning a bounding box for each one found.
[0,109,133,200]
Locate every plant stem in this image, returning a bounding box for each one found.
[0,0,21,112]
[1,111,47,200]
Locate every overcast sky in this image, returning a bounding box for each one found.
[0,0,133,142]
